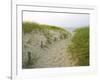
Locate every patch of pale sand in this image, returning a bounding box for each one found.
[33,39,73,68]
[23,30,75,68]
[22,32,47,67]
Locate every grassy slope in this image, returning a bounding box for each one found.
[22,22,69,33]
[67,27,89,66]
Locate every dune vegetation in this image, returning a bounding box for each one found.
[67,27,89,66]
[22,22,89,68]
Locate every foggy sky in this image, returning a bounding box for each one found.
[23,11,89,29]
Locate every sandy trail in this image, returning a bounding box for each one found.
[33,39,72,68]
[23,30,73,68]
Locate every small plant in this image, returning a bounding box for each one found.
[43,44,49,49]
[54,37,57,41]
[47,39,52,44]
[40,41,44,48]
[27,52,33,65]
[62,33,68,39]
[60,32,68,39]
[23,51,39,68]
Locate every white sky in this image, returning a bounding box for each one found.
[23,11,89,29]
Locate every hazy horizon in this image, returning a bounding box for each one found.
[23,11,89,29]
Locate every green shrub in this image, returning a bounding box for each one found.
[22,22,40,33]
